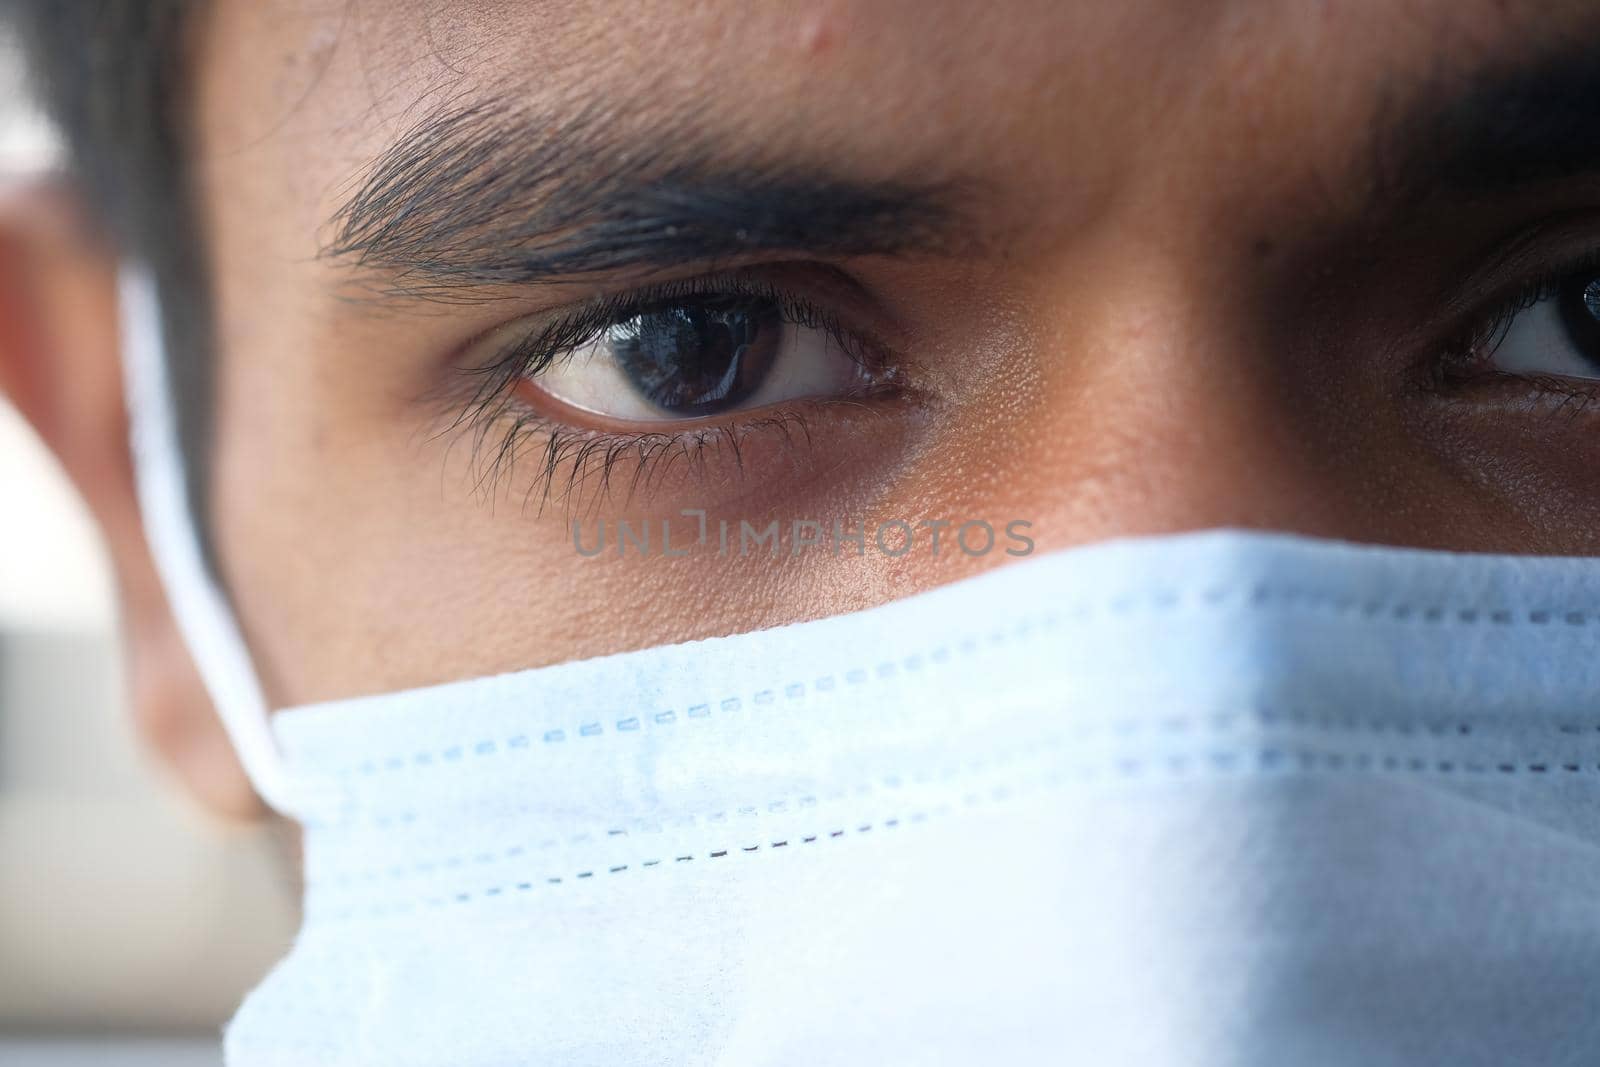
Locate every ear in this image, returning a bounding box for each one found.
[0,180,262,820]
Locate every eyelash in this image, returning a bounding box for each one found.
[1439,246,1600,401]
[449,273,893,509]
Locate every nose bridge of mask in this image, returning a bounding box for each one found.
[273,528,1600,769]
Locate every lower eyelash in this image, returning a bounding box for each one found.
[460,405,824,515]
[1424,327,1600,424]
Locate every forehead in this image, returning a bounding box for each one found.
[192,0,1592,286]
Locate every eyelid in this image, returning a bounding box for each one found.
[507,263,880,352]
[1437,211,1600,321]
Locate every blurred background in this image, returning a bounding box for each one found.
[0,31,297,1067]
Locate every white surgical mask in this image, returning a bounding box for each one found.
[122,267,1600,1066]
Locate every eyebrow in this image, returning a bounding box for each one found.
[322,99,970,297]
[328,32,1600,293]
[1374,38,1600,207]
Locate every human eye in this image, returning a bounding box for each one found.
[447,267,907,503]
[521,280,883,422]
[1445,255,1600,388]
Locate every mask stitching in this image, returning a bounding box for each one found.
[313,701,1549,834]
[312,589,1598,782]
[312,736,1066,886]
[303,741,1600,923]
[310,738,1600,888]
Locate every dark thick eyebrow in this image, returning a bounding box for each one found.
[1375,37,1600,206]
[322,99,970,297]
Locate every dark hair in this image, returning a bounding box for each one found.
[6,0,215,549]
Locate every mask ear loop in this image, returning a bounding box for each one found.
[120,263,317,817]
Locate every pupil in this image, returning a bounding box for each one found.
[607,296,783,417]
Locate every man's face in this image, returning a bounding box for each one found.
[192,0,1600,707]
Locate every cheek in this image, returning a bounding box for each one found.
[1404,390,1600,554]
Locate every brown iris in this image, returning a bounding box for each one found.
[606,294,784,416]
